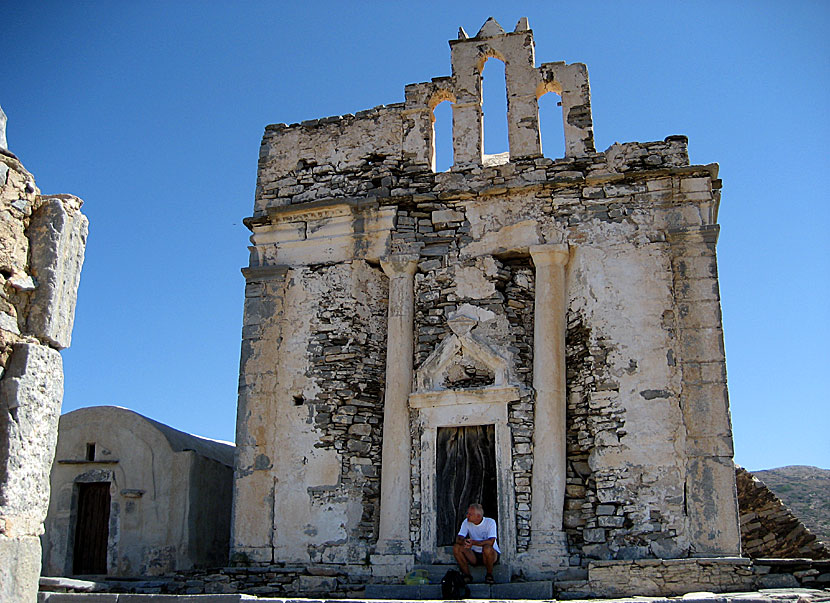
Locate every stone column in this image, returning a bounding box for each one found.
[529,244,569,553]
[376,254,418,555]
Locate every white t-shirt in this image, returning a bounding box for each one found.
[458,517,501,554]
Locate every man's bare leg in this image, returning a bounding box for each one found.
[452,543,475,580]
[482,544,497,581]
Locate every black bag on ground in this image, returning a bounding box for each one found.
[441,569,471,598]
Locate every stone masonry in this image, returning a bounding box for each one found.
[0,105,88,602]
[232,17,741,590]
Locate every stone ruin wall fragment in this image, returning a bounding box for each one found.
[0,105,88,602]
[233,18,741,580]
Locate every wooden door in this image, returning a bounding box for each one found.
[73,482,110,575]
[436,425,498,546]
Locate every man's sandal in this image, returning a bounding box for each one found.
[462,573,473,584]
[485,574,495,585]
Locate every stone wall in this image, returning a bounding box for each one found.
[736,466,830,559]
[0,105,88,602]
[567,557,830,598]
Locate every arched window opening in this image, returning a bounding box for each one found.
[538,90,565,160]
[481,57,508,158]
[433,99,454,172]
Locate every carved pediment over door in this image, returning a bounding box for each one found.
[410,310,522,408]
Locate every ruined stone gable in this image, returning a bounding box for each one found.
[232,17,740,582]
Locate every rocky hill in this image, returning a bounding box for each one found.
[753,465,830,546]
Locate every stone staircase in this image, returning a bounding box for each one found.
[364,564,555,600]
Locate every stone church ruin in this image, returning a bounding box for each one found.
[232,16,743,589]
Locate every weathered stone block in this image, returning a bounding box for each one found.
[674,277,721,302]
[678,327,726,364]
[0,536,41,603]
[0,343,63,518]
[679,177,711,193]
[672,254,717,280]
[685,456,741,556]
[677,300,723,329]
[431,209,464,226]
[583,527,606,542]
[26,196,88,349]
[681,382,730,437]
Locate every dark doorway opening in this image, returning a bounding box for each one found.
[436,425,498,546]
[73,482,110,575]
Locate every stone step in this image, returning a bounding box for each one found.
[365,580,553,600]
[411,563,511,584]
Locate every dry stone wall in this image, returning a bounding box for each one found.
[0,106,88,603]
[736,467,830,560]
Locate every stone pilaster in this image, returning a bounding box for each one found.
[376,254,418,555]
[668,226,741,557]
[527,244,570,571]
[231,264,289,563]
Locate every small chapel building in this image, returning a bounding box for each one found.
[42,406,234,577]
[232,17,741,582]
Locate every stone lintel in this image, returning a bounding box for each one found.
[409,385,521,408]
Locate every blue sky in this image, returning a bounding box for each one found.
[1,2,827,471]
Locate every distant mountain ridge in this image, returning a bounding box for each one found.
[753,465,830,546]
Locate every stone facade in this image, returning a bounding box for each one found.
[0,105,88,602]
[42,406,235,578]
[232,17,741,585]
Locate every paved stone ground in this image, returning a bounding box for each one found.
[38,585,830,602]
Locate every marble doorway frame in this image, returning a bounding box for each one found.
[412,390,518,565]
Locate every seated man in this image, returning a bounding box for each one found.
[453,503,500,584]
